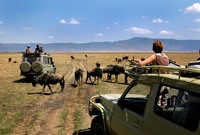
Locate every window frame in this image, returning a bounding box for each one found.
[154,85,200,131]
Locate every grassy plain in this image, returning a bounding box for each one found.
[0,52,199,135]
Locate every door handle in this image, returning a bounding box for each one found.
[132,121,139,128]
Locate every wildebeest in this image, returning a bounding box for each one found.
[96,61,101,67]
[32,73,65,94]
[115,58,122,63]
[74,68,83,86]
[86,67,102,84]
[122,56,129,61]
[102,65,125,83]
[117,58,122,63]
[8,57,12,62]
[71,56,75,59]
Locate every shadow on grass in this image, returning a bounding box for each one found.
[102,80,128,85]
[27,91,57,95]
[85,82,98,85]
[102,80,116,83]
[13,77,32,83]
[73,128,91,135]
[70,83,78,88]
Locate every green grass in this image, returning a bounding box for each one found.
[0,110,25,135]
[58,104,68,135]
[74,108,84,131]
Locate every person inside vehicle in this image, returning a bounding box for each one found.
[34,44,45,54]
[26,45,32,53]
[34,44,40,53]
[136,40,169,73]
[157,86,170,108]
[39,47,44,53]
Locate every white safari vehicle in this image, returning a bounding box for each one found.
[88,66,200,135]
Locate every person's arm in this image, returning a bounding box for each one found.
[138,54,156,66]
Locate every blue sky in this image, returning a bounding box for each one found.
[0,0,200,43]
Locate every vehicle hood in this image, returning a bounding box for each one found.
[99,94,121,112]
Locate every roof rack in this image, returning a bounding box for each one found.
[22,52,50,56]
[125,65,200,80]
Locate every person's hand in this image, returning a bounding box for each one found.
[134,59,140,66]
[129,59,139,66]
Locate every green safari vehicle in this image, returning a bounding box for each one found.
[88,66,200,135]
[20,52,56,78]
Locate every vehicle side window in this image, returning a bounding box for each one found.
[123,84,151,116]
[154,86,200,131]
[43,57,49,64]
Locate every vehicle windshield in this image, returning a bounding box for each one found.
[22,55,39,64]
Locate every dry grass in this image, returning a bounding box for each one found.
[0,52,199,135]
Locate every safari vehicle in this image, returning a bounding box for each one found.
[20,52,56,78]
[88,66,200,135]
[181,60,200,77]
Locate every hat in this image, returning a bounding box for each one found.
[27,45,30,48]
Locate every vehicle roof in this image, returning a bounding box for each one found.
[22,52,50,57]
[126,66,200,93]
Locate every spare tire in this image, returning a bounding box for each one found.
[31,61,43,74]
[20,62,31,73]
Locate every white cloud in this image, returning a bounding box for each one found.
[125,27,152,34]
[22,27,32,30]
[47,36,54,39]
[194,18,200,23]
[114,22,119,25]
[141,15,148,19]
[60,18,80,24]
[69,18,80,24]
[94,33,103,37]
[160,30,174,35]
[60,19,66,24]
[190,28,200,32]
[0,21,3,24]
[102,27,110,30]
[152,18,169,23]
[184,3,200,13]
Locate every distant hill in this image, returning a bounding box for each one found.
[0,37,199,52]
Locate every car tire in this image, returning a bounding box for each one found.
[31,61,42,74]
[20,62,31,73]
[91,116,105,135]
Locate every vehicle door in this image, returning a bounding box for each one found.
[110,82,152,135]
[141,85,200,135]
[42,56,54,73]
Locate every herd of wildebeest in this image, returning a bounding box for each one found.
[7,54,134,94]
[7,54,200,94]
[32,55,131,94]
[32,55,134,94]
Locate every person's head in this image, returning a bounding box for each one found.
[36,44,40,48]
[27,45,30,48]
[152,40,163,53]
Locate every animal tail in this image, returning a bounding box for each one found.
[61,76,65,92]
